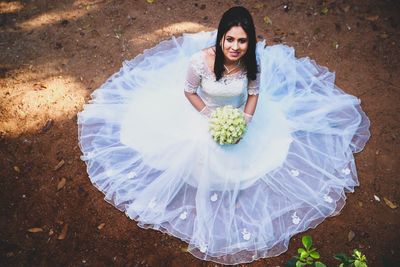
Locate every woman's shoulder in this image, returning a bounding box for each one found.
[190,46,214,60]
[189,46,215,74]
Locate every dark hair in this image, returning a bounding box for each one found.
[214,6,258,81]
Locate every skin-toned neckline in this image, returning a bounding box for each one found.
[201,47,244,77]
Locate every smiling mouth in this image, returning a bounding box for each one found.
[230,51,240,57]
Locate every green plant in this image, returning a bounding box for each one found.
[334,249,368,267]
[285,236,326,267]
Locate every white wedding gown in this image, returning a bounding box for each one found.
[77,31,370,265]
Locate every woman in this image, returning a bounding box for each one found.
[78,6,370,265]
[184,6,259,126]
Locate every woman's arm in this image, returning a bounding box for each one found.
[243,94,259,123]
[185,91,213,117]
[244,94,259,115]
[184,91,206,112]
[244,70,260,123]
[184,53,213,117]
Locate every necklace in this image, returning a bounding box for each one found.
[223,60,241,74]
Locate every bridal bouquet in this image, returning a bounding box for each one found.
[209,105,247,145]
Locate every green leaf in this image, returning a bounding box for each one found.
[296,261,306,267]
[298,248,306,254]
[300,251,309,260]
[302,235,312,250]
[339,264,344,267]
[310,251,320,259]
[354,260,368,267]
[315,261,327,267]
[353,249,362,258]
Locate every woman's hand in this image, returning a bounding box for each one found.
[244,113,253,124]
[184,91,210,117]
[200,106,213,118]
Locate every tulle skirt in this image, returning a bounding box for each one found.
[77,31,370,265]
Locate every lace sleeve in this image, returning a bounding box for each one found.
[184,53,202,94]
[248,70,260,95]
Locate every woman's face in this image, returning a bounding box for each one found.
[220,26,248,63]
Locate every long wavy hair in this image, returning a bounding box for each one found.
[214,6,258,81]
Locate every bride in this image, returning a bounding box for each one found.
[78,6,370,265]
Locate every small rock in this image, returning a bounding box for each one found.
[348,230,355,242]
[13,166,20,173]
[28,227,44,233]
[283,3,290,12]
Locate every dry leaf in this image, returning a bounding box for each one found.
[28,227,43,233]
[320,7,329,15]
[380,33,389,39]
[366,15,379,21]
[97,223,106,230]
[146,0,155,3]
[13,166,21,173]
[383,197,398,209]
[54,160,65,171]
[255,3,264,9]
[263,16,272,26]
[49,229,54,236]
[58,223,68,240]
[33,83,47,91]
[342,5,350,13]
[41,119,54,133]
[57,178,66,190]
[358,201,363,207]
[181,246,189,252]
[332,41,339,49]
[348,230,355,242]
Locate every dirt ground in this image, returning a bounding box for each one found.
[1,0,399,266]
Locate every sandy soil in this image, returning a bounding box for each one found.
[1,0,399,266]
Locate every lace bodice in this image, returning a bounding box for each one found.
[184,50,259,109]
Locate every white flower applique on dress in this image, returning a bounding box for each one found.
[324,195,333,203]
[127,171,137,179]
[342,167,351,175]
[179,211,188,220]
[210,193,218,202]
[148,198,157,209]
[241,228,252,241]
[199,242,208,253]
[290,169,300,177]
[291,212,301,225]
